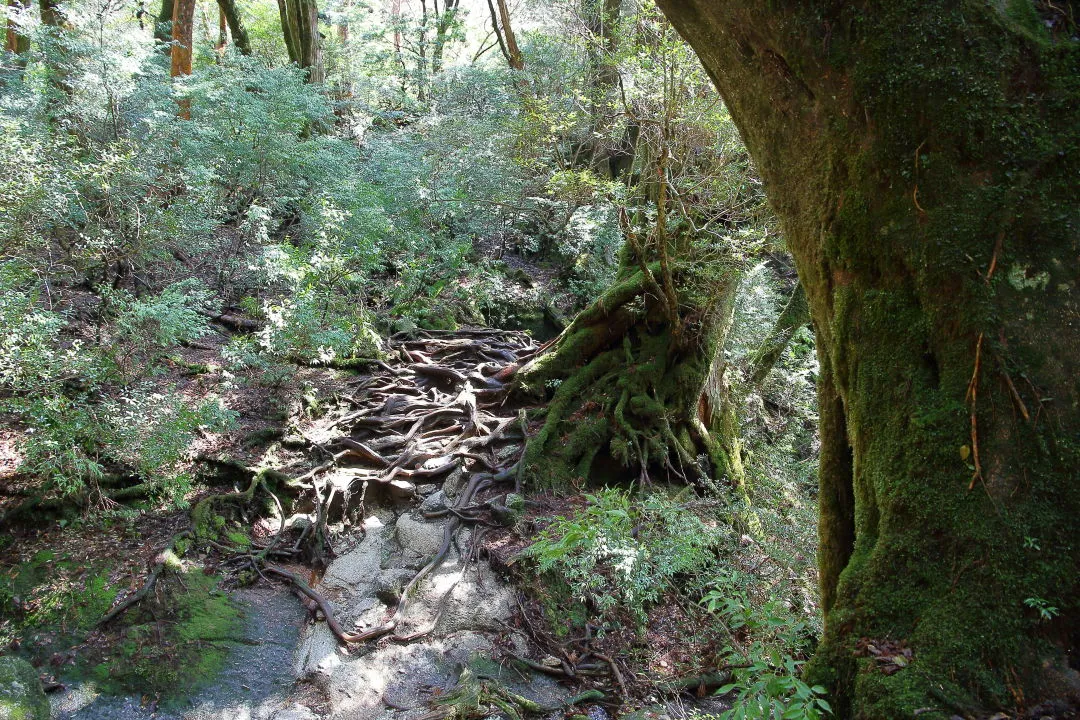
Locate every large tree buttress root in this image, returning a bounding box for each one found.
[514,261,744,488]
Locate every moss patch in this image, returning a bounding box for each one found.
[0,550,118,660]
[84,567,243,698]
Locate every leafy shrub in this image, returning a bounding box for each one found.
[0,262,234,503]
[526,488,729,627]
[699,576,831,720]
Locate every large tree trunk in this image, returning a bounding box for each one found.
[656,1,1080,717]
[38,0,60,29]
[515,234,745,489]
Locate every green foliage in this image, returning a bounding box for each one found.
[701,577,831,720]
[1023,596,1060,622]
[0,262,235,502]
[526,488,728,628]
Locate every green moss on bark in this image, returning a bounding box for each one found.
[656,0,1080,716]
[516,257,744,489]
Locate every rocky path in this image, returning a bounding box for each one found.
[285,328,576,719]
[50,328,592,720]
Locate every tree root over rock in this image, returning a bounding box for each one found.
[510,261,744,488]
[96,329,540,648]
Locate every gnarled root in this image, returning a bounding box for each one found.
[511,265,743,488]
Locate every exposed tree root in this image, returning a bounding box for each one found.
[417,667,606,720]
[510,261,744,488]
[96,531,190,627]
[94,329,541,643]
[86,326,651,709]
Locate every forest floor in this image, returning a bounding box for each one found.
[0,314,733,720]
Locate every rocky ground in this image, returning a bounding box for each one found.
[3,325,736,720]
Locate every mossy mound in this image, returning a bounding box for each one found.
[85,567,244,698]
[0,656,49,720]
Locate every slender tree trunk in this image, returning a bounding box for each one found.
[334,1,351,99]
[430,0,458,75]
[415,0,428,100]
[153,0,173,53]
[170,0,194,117]
[390,0,405,90]
[657,1,1080,717]
[216,0,250,55]
[485,0,522,71]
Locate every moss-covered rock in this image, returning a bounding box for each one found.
[0,656,48,720]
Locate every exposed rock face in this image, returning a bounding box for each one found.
[294,505,530,720]
[0,656,49,720]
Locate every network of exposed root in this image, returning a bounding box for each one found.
[91,325,727,715]
[99,329,540,646]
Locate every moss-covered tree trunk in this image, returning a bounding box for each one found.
[215,0,251,56]
[516,242,744,489]
[656,1,1080,717]
[153,0,173,53]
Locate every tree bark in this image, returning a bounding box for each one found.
[169,0,194,117]
[216,0,250,55]
[276,0,297,63]
[169,0,193,77]
[486,0,522,71]
[38,0,60,29]
[153,0,173,53]
[279,0,322,83]
[656,1,1080,717]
